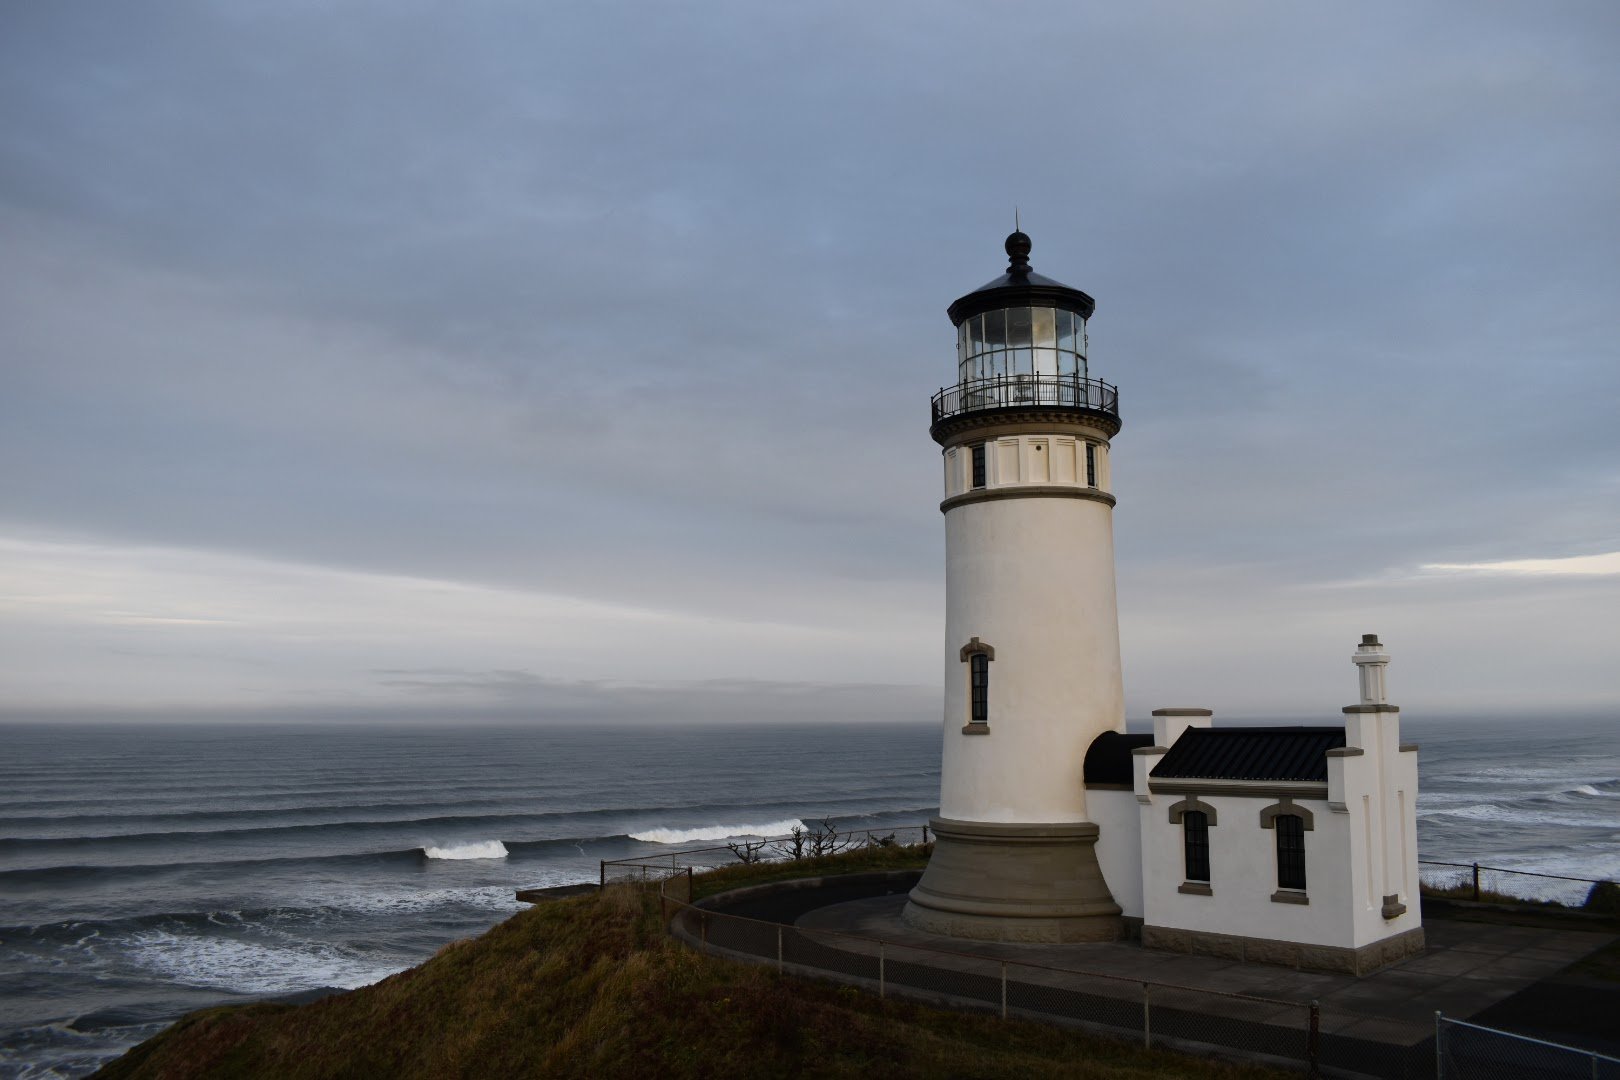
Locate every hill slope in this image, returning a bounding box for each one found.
[95,857,1289,1079]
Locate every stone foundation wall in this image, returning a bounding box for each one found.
[1141,924,1425,975]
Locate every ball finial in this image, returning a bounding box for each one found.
[1004,230,1032,272]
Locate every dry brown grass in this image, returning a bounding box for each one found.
[95,852,1293,1080]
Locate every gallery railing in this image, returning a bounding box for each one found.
[931,374,1119,424]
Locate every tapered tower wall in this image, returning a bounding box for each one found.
[940,491,1125,822]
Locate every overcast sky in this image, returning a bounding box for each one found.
[2,2,1616,723]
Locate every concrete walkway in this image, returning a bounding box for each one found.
[796,894,1615,1049]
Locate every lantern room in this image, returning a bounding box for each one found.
[933,230,1117,427]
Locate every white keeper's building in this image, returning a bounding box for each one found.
[903,230,1425,974]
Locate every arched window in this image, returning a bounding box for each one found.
[1275,815,1307,891]
[1183,810,1210,883]
[969,653,989,726]
[1260,799,1312,901]
[959,638,994,732]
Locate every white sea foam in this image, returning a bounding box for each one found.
[296,884,529,917]
[422,840,507,860]
[1572,784,1606,797]
[629,819,804,844]
[125,929,407,994]
[1423,802,1608,830]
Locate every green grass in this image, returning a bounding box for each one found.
[94,848,1292,1080]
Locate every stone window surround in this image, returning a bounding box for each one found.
[1168,796,1217,894]
[1261,797,1312,904]
[959,638,994,735]
[1167,796,1218,894]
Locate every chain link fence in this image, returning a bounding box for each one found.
[567,843,1619,1078]
[1436,1015,1620,1079]
[667,891,1322,1075]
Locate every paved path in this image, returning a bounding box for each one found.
[796,894,1615,1049]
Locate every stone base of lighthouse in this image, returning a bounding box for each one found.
[903,817,1123,943]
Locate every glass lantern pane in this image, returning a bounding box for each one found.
[1007,307,1032,349]
[1058,309,1076,353]
[1032,307,1056,349]
[983,309,1005,351]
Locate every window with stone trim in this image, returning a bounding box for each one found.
[1183,810,1210,883]
[1275,814,1306,891]
[969,653,989,726]
[959,638,994,731]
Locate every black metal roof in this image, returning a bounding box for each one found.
[1083,730,1154,785]
[946,231,1097,327]
[1150,727,1346,783]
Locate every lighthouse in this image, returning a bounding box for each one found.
[904,229,1127,943]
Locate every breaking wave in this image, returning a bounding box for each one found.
[628,819,804,844]
[421,840,507,860]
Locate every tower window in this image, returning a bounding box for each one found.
[971,443,986,489]
[969,652,989,726]
[1183,811,1210,883]
[1084,442,1097,487]
[1275,814,1306,891]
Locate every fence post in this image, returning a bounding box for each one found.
[1307,1000,1321,1079]
[599,860,605,889]
[1435,1011,1443,1079]
[922,823,929,844]
[777,925,784,973]
[1472,863,1480,901]
[1000,962,1007,1019]
[1143,984,1151,1049]
[879,942,886,1000]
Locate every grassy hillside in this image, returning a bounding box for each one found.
[95,850,1291,1080]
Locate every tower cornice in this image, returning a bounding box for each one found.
[940,486,1117,514]
[930,406,1121,448]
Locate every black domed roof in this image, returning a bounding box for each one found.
[946,231,1096,327]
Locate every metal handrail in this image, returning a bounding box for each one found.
[1418,859,1607,885]
[931,374,1119,424]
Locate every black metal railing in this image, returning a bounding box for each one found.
[931,374,1119,424]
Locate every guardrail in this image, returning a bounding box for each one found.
[1418,859,1614,909]
[930,374,1119,424]
[599,824,932,889]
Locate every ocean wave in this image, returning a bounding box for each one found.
[1569,783,1620,798]
[125,927,407,995]
[3,885,534,945]
[422,840,507,860]
[1420,802,1611,830]
[629,819,805,844]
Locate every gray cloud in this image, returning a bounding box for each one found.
[1,2,1616,715]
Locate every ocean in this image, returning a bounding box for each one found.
[2,714,1617,1079]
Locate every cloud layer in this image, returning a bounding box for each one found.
[2,3,1616,718]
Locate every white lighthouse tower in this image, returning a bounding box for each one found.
[904,229,1127,943]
